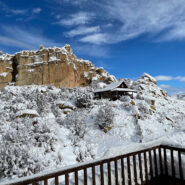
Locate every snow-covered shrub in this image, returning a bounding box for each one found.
[74,141,95,162]
[96,103,114,131]
[63,111,96,162]
[0,118,60,179]
[120,95,131,102]
[64,111,87,139]
[75,91,93,108]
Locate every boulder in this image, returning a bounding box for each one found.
[16,109,39,118]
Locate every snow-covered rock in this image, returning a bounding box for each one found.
[16,109,39,118]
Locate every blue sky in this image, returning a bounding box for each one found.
[1,0,185,94]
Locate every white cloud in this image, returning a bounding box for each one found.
[66,26,100,37]
[99,0,185,43]
[175,76,185,82]
[0,1,27,15]
[155,76,173,81]
[57,12,93,26]
[62,0,185,44]
[0,26,60,50]
[32,8,42,14]
[73,44,109,58]
[80,33,108,45]
[159,84,185,95]
[9,9,27,15]
[155,75,185,82]
[51,0,87,5]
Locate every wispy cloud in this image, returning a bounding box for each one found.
[32,8,42,14]
[98,0,185,43]
[60,0,185,45]
[52,0,88,5]
[57,12,94,26]
[80,33,109,45]
[66,26,100,37]
[155,75,185,82]
[155,76,173,81]
[73,44,109,58]
[0,4,26,15]
[159,84,185,95]
[0,1,27,15]
[0,25,60,50]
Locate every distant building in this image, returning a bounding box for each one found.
[94,80,137,100]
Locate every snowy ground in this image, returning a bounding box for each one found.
[1,73,185,182]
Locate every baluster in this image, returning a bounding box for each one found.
[127,156,131,185]
[114,159,119,185]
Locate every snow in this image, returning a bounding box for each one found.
[83,72,89,78]
[111,88,137,92]
[27,69,34,72]
[16,109,39,117]
[0,72,8,77]
[0,53,12,61]
[1,74,185,183]
[94,80,124,93]
[49,56,60,62]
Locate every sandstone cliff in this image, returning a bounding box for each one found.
[0,45,116,88]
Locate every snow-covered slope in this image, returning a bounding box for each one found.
[171,93,185,101]
[0,73,185,182]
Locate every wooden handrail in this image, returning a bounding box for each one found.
[1,144,185,185]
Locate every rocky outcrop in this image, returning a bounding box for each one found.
[0,45,116,89]
[0,53,13,89]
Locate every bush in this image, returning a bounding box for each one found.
[75,92,93,108]
[0,118,59,179]
[96,103,114,131]
[64,111,86,139]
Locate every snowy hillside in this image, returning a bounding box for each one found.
[171,93,185,101]
[1,73,185,182]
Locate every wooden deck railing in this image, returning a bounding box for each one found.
[1,144,185,185]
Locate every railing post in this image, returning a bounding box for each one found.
[84,168,87,185]
[144,151,148,183]
[178,151,183,181]
[159,147,163,176]
[55,175,59,185]
[75,171,78,185]
[65,173,69,185]
[114,159,119,185]
[138,153,143,184]
[133,155,137,185]
[121,158,125,185]
[107,161,112,185]
[164,148,168,176]
[153,149,158,178]
[149,150,153,180]
[92,166,96,185]
[44,178,48,185]
[127,156,131,185]
[100,163,104,185]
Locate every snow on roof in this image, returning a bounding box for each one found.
[111,88,137,92]
[94,80,129,93]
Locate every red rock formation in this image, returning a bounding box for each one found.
[0,45,116,88]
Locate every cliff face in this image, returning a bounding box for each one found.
[0,45,116,88]
[0,54,13,89]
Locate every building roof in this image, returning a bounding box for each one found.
[111,88,137,92]
[94,80,137,93]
